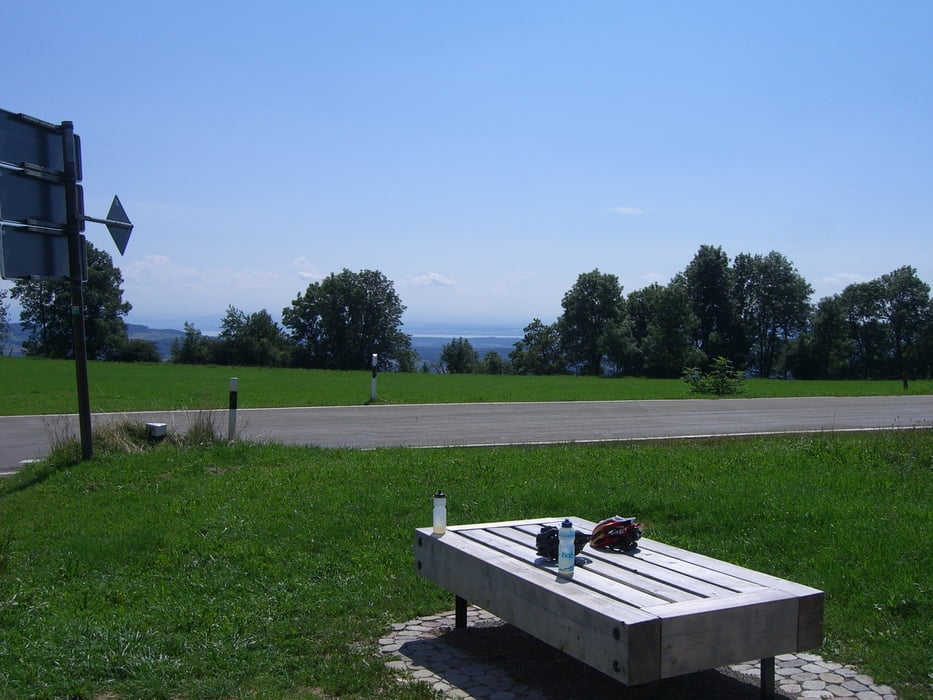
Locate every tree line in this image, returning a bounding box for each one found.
[3,242,931,381]
[443,244,931,380]
[505,245,930,380]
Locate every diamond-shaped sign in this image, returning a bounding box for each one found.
[105,194,132,255]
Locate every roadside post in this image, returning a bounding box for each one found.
[370,353,378,402]
[61,121,92,458]
[228,377,238,441]
[0,107,134,459]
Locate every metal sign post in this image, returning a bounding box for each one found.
[61,121,93,459]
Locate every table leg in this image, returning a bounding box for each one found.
[760,656,775,700]
[455,595,467,628]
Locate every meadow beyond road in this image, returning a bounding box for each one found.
[2,395,931,476]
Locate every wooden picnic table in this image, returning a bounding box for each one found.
[414,517,823,699]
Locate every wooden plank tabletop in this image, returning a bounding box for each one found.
[415,516,823,685]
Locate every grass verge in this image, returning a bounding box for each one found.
[1,356,930,416]
[0,429,929,699]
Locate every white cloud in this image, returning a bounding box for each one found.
[410,272,456,287]
[292,256,323,281]
[607,206,648,216]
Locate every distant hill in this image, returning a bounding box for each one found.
[3,323,184,359]
[3,323,27,356]
[126,324,185,359]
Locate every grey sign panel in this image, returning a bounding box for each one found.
[0,226,86,281]
[0,108,64,173]
[106,195,132,254]
[0,167,68,227]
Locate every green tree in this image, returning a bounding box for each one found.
[216,306,291,367]
[558,269,625,375]
[599,319,636,377]
[786,295,853,379]
[395,347,419,373]
[917,305,933,379]
[440,337,478,373]
[791,267,930,380]
[622,286,653,375]
[811,295,854,378]
[481,351,507,375]
[626,282,702,378]
[11,279,66,357]
[509,319,565,375]
[282,268,411,370]
[10,242,131,360]
[876,266,930,380]
[114,338,162,363]
[839,280,889,379]
[171,322,218,364]
[682,245,739,366]
[732,251,813,378]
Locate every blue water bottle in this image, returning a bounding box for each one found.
[558,519,575,578]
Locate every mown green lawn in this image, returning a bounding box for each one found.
[1,357,930,698]
[0,429,930,699]
[1,356,929,416]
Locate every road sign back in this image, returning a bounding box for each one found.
[0,228,87,281]
[0,108,64,172]
[0,167,68,228]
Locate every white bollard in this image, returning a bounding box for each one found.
[370,354,378,402]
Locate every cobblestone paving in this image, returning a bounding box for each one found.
[379,607,897,700]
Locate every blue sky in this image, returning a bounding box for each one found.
[2,1,931,334]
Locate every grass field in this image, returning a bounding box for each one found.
[0,427,929,699]
[1,356,930,416]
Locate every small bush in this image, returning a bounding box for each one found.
[683,356,745,396]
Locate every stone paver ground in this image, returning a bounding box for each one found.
[379,606,897,700]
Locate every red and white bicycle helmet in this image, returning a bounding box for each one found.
[590,516,642,551]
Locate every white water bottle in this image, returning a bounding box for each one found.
[433,491,446,535]
[558,519,575,578]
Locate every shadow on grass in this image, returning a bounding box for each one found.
[0,457,74,496]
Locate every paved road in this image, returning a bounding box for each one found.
[2,395,931,475]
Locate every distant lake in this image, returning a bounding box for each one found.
[402,321,525,338]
